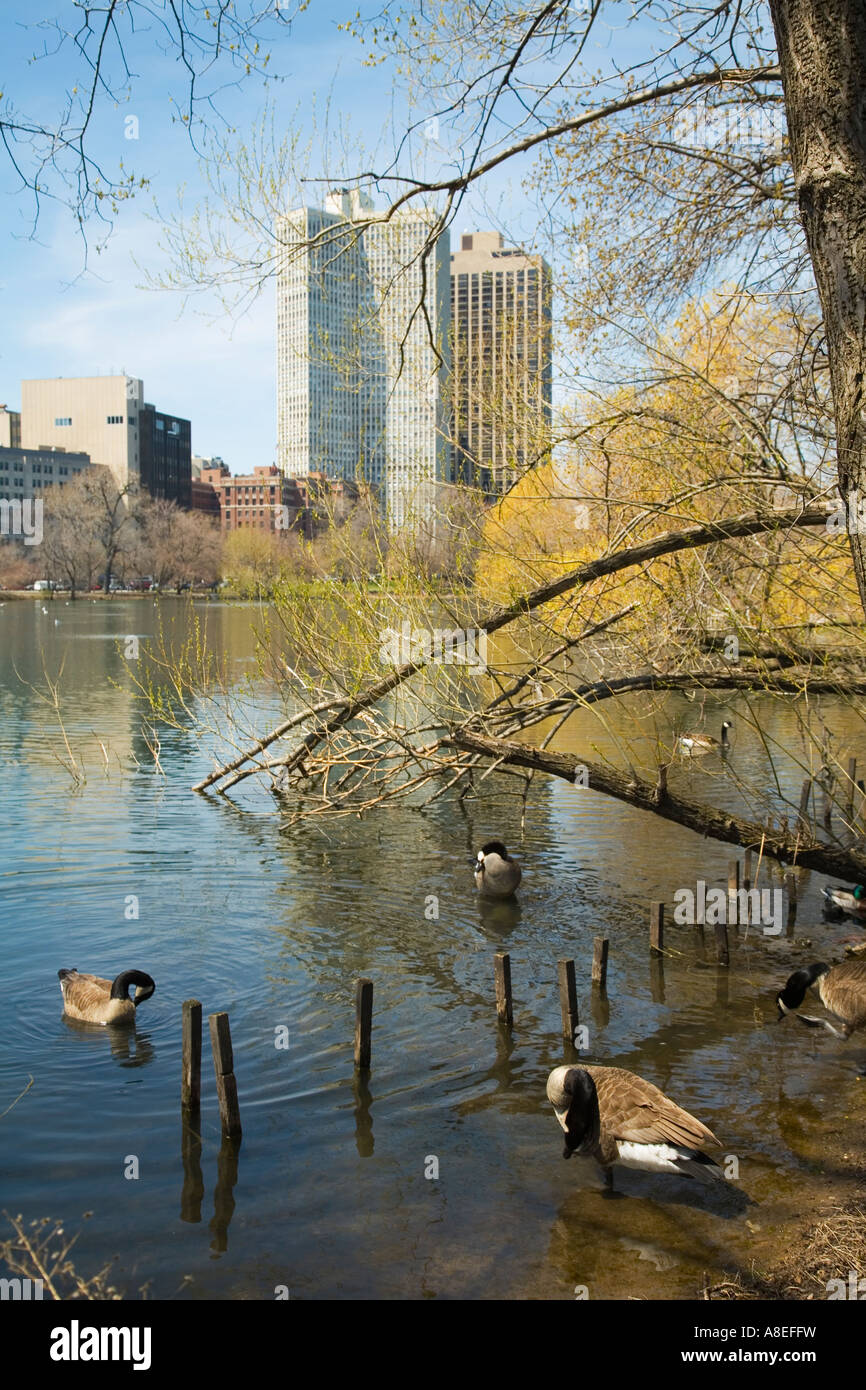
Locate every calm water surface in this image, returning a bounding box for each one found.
[1,596,864,1300]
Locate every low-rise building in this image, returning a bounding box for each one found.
[0,445,94,500]
[139,403,192,508]
[20,376,192,506]
[199,465,301,533]
[192,454,227,481]
[190,475,222,518]
[190,464,362,536]
[0,406,21,448]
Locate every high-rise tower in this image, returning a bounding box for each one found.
[450,231,552,495]
[276,190,451,529]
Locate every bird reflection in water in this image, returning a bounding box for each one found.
[61,1015,156,1069]
[476,895,523,936]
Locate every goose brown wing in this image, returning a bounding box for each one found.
[587,1066,721,1151]
[825,962,866,1026]
[64,973,112,1008]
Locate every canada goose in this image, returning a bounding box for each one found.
[57,968,155,1025]
[546,1065,723,1191]
[677,721,732,755]
[776,959,866,1039]
[474,840,522,899]
[822,884,866,917]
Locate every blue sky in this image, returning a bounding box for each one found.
[0,2,650,471]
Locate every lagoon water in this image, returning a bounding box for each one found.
[1,597,864,1300]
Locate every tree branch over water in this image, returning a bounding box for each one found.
[447,730,866,880]
[194,500,835,794]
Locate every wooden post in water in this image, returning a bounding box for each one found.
[354,978,373,1071]
[743,850,752,893]
[591,936,609,990]
[785,872,797,931]
[847,758,857,824]
[798,778,812,835]
[650,901,664,954]
[494,952,513,1026]
[182,999,202,1111]
[209,1011,242,1138]
[822,777,834,831]
[557,959,579,1045]
[715,918,730,966]
[728,860,740,932]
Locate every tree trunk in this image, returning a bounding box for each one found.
[770,0,866,614]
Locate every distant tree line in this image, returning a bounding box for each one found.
[0,471,221,598]
[0,468,485,597]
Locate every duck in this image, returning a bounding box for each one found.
[776,959,866,1039]
[57,968,155,1025]
[474,840,522,899]
[677,721,732,755]
[546,1064,724,1191]
[822,884,866,917]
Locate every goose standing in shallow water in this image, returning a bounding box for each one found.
[677,721,732,755]
[546,1065,723,1191]
[776,960,866,1039]
[58,969,155,1025]
[474,841,522,899]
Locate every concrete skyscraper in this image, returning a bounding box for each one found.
[276,189,451,530]
[450,231,552,495]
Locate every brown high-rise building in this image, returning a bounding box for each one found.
[450,231,552,495]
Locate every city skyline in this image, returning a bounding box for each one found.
[0,3,547,480]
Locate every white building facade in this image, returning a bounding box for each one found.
[21,376,143,491]
[277,190,451,530]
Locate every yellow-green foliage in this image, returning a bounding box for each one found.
[476,293,861,635]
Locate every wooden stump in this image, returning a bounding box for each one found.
[354,978,373,1071]
[785,871,797,931]
[728,860,740,932]
[182,999,202,1111]
[494,953,513,1027]
[591,937,609,990]
[557,959,579,1044]
[209,1011,242,1137]
[650,901,664,954]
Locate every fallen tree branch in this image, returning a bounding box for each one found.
[485,600,640,711]
[192,696,347,793]
[492,668,866,730]
[196,502,834,793]
[447,729,866,879]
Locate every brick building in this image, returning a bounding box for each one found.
[190,464,361,536]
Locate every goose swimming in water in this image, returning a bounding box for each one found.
[776,960,866,1039]
[677,721,732,755]
[58,968,155,1025]
[474,841,522,899]
[546,1065,724,1191]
